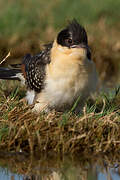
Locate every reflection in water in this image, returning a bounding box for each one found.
[0,152,120,180]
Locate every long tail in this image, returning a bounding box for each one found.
[0,66,23,81]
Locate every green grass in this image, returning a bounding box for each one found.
[0,0,120,38]
[0,0,120,83]
[53,0,120,28]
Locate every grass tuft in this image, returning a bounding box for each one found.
[0,83,119,154]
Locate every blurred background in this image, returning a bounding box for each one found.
[0,0,120,87]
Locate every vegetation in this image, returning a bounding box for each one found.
[0,0,120,38]
[0,0,120,154]
[0,81,119,154]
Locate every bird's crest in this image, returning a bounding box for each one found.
[66,19,88,44]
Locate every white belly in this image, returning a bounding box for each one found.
[44,63,96,109]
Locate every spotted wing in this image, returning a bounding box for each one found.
[22,43,52,92]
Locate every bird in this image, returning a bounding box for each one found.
[0,19,98,113]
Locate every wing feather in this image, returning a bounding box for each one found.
[22,44,52,92]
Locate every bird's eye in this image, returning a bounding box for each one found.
[68,39,73,44]
[65,38,73,46]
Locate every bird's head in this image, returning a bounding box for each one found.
[51,19,91,62]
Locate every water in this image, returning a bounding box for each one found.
[0,152,120,180]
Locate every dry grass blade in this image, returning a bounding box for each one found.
[0,52,11,65]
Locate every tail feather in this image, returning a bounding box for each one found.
[0,67,22,81]
[8,64,22,69]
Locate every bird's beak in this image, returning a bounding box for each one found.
[71,43,89,50]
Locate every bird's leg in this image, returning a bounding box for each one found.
[32,102,49,113]
[32,92,49,113]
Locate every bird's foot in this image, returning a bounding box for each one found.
[32,102,49,114]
